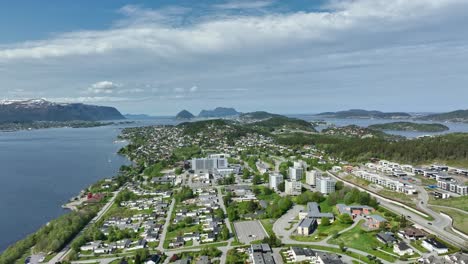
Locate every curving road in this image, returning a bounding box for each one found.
[326,171,467,250]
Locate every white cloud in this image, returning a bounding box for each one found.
[213,0,274,10]
[189,86,198,92]
[45,96,132,103]
[0,0,465,61]
[1,0,468,114]
[88,81,120,94]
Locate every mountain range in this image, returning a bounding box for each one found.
[0,99,125,122]
[175,107,240,120]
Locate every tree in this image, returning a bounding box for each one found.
[320,217,331,226]
[358,192,370,205]
[327,193,338,206]
[277,181,285,192]
[242,169,250,179]
[215,208,225,219]
[175,167,183,175]
[262,172,269,182]
[338,214,354,224]
[247,200,258,212]
[220,226,230,240]
[135,249,149,263]
[344,191,356,205]
[399,215,408,228]
[339,242,347,252]
[252,174,262,185]
[227,207,239,221]
[335,181,344,190]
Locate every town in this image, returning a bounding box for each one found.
[20,120,468,264]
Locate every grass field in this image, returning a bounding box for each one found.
[410,240,429,253]
[429,196,468,212]
[328,221,398,262]
[260,219,275,236]
[429,206,468,235]
[344,175,371,187]
[378,190,416,205]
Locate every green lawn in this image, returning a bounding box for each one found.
[328,221,398,262]
[163,224,201,248]
[429,196,468,212]
[414,175,437,186]
[429,206,468,234]
[410,240,429,253]
[344,175,371,187]
[378,190,416,205]
[260,219,275,236]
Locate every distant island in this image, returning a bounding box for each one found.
[176,110,195,120]
[369,122,450,132]
[239,111,282,121]
[418,109,468,123]
[124,114,155,120]
[0,99,125,122]
[316,109,411,119]
[198,107,239,118]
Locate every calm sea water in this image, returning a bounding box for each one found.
[0,118,176,252]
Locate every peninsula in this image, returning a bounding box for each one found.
[369,122,450,132]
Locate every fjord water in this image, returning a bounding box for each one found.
[0,126,128,251]
[0,119,177,252]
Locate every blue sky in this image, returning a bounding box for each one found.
[0,0,467,115]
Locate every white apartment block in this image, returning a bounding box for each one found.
[306,170,321,186]
[192,157,228,172]
[269,173,284,190]
[285,180,302,195]
[316,176,336,194]
[437,179,468,196]
[354,170,417,194]
[289,166,304,181]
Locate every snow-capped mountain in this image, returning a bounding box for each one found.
[0,99,125,122]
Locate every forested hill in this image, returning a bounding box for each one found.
[368,122,449,132]
[276,133,468,166]
[316,109,411,119]
[418,110,468,122]
[179,112,316,135]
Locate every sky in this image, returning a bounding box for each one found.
[0,0,468,115]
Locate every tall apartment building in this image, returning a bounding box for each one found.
[316,176,336,194]
[289,166,304,181]
[306,170,321,186]
[285,180,302,195]
[269,173,284,190]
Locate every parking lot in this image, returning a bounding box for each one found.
[234,220,268,244]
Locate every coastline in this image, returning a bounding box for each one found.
[0,124,132,254]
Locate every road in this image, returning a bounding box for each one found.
[272,205,392,264]
[326,171,467,250]
[157,198,176,251]
[49,187,124,264]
